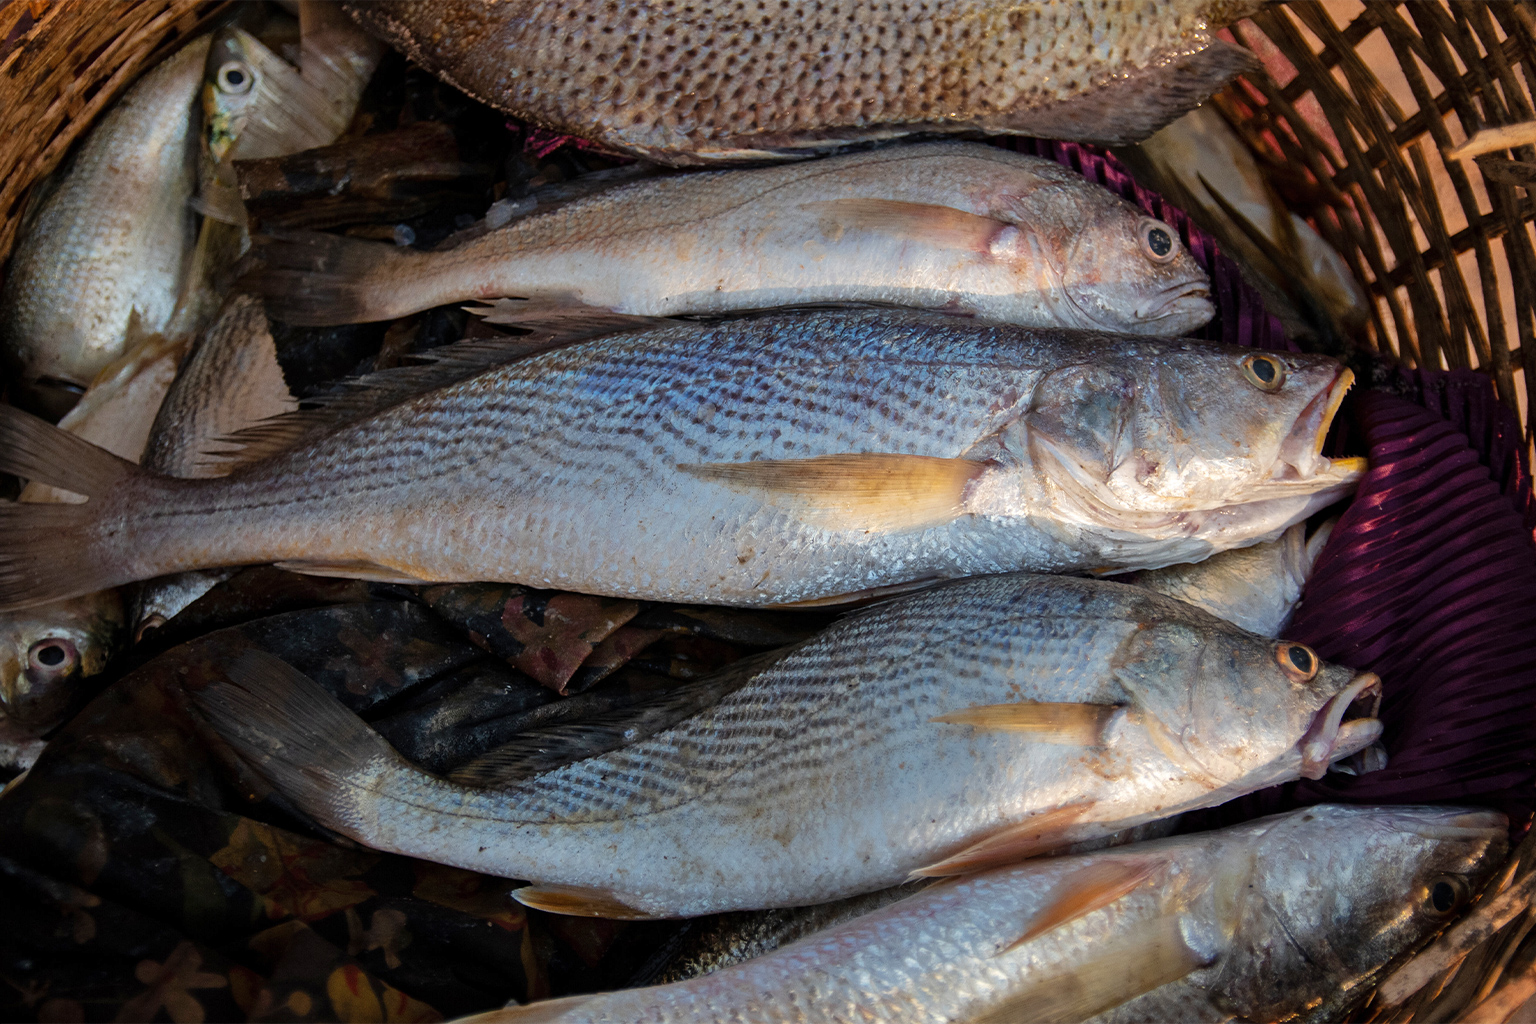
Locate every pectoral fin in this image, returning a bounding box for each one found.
[909,803,1094,879]
[680,453,986,532]
[933,702,1122,745]
[802,199,1011,254]
[272,559,431,584]
[1000,859,1159,954]
[511,883,657,920]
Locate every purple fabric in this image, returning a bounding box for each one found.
[1001,138,1296,353]
[1180,373,1536,832]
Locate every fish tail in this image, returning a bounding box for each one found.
[242,229,428,326]
[0,404,145,610]
[189,648,409,838]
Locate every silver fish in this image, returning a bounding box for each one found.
[343,0,1263,164]
[0,37,209,414]
[467,805,1505,1023]
[0,311,1364,611]
[252,142,1214,337]
[188,574,1383,918]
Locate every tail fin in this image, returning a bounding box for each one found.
[242,230,424,325]
[0,403,136,499]
[189,648,406,838]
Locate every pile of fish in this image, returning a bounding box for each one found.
[0,2,1507,1021]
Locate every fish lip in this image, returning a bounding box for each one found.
[1134,281,1214,321]
[1298,671,1383,780]
[1272,366,1357,483]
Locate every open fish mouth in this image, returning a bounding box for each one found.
[1271,367,1367,486]
[1136,281,1214,322]
[1299,671,1383,780]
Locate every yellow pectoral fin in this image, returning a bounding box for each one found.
[680,453,987,532]
[801,198,1008,254]
[511,883,659,920]
[1001,858,1160,954]
[932,702,1122,745]
[909,803,1095,879]
[271,559,432,585]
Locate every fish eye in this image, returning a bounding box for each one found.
[26,637,78,676]
[1425,875,1470,915]
[1275,642,1318,683]
[1241,353,1287,392]
[217,61,252,95]
[1136,218,1178,263]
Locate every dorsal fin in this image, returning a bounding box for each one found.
[448,647,792,788]
[212,314,661,465]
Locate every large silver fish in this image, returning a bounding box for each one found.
[0,311,1363,611]
[251,142,1215,336]
[0,38,209,416]
[188,574,1383,918]
[342,0,1263,164]
[468,805,1505,1023]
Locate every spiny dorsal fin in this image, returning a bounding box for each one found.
[909,803,1095,879]
[972,915,1205,1024]
[932,702,1123,745]
[1000,858,1160,954]
[511,883,657,920]
[680,453,987,533]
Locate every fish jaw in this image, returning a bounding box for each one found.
[1298,672,1384,780]
[1274,367,1356,483]
[1131,281,1215,335]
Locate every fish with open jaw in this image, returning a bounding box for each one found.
[187,574,1384,919]
[249,142,1215,336]
[341,0,1263,164]
[0,310,1363,612]
[460,805,1504,1022]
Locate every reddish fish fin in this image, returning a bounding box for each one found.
[802,198,1008,254]
[972,916,1205,1024]
[511,883,658,920]
[271,559,432,585]
[680,453,986,532]
[909,803,1095,879]
[932,702,1122,745]
[1001,859,1160,954]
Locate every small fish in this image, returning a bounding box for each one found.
[466,805,1505,1023]
[250,142,1214,337]
[0,310,1364,611]
[188,574,1383,918]
[1128,518,1335,638]
[342,0,1263,164]
[0,37,210,416]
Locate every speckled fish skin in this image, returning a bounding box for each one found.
[255,142,1214,336]
[0,37,208,405]
[342,0,1262,164]
[462,805,1505,1022]
[195,576,1384,918]
[0,310,1363,611]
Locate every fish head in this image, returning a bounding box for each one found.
[1111,603,1382,784]
[1018,344,1363,522]
[203,28,265,165]
[1058,204,1214,336]
[0,593,123,736]
[1197,804,1506,1019]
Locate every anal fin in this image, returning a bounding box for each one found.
[909,803,1094,879]
[933,702,1122,745]
[511,883,657,920]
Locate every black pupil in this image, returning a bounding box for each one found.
[224,68,245,87]
[1288,646,1313,673]
[1252,358,1277,383]
[1432,881,1457,912]
[35,643,66,667]
[1146,227,1172,257]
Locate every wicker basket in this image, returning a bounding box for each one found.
[1,2,1532,1021]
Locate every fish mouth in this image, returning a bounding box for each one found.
[1271,367,1366,486]
[1135,281,1214,322]
[1299,671,1383,780]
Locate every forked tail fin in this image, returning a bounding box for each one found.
[0,404,145,610]
[242,229,428,325]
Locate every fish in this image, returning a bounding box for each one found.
[187,574,1385,918]
[341,0,1264,165]
[1127,518,1335,638]
[249,142,1215,337]
[0,37,210,417]
[0,310,1365,612]
[464,805,1505,1022]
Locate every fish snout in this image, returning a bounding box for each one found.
[1134,280,1214,328]
[1299,671,1383,780]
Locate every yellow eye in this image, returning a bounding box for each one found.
[217,61,252,94]
[1275,642,1318,682]
[1242,353,1287,392]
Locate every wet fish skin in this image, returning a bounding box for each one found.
[0,311,1363,612]
[0,37,209,410]
[252,142,1214,337]
[343,0,1262,164]
[190,574,1382,918]
[468,805,1504,1023]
